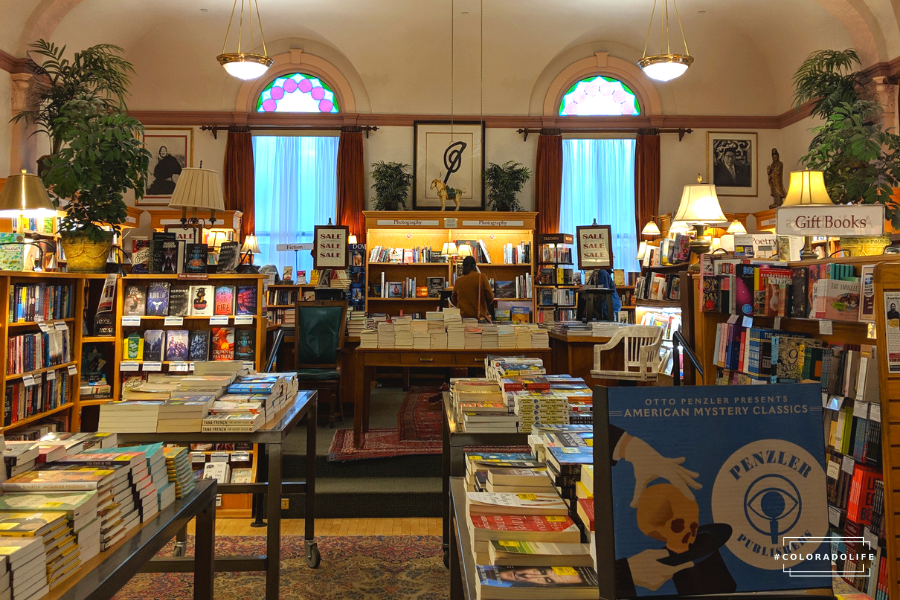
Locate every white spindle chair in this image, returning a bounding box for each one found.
[591,325,664,382]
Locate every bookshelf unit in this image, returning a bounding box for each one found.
[689,254,896,598]
[363,211,536,319]
[534,233,576,323]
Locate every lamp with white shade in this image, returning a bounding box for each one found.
[782,170,833,260]
[641,220,661,237]
[238,234,261,273]
[167,167,226,230]
[726,220,747,235]
[673,176,727,270]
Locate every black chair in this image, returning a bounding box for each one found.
[294,300,348,426]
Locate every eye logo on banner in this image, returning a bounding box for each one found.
[711,439,826,570]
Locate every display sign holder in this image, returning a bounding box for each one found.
[576,224,612,270]
[592,386,836,600]
[313,224,349,271]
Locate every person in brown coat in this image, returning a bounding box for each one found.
[450,256,494,321]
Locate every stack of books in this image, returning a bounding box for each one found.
[0,491,100,565]
[97,402,162,433]
[163,447,195,499]
[514,325,532,348]
[0,537,48,600]
[358,329,378,349]
[4,441,37,478]
[81,445,162,526]
[393,319,413,349]
[376,322,395,349]
[451,380,519,433]
[410,320,430,349]
[346,310,367,338]
[157,400,210,433]
[0,512,79,590]
[464,323,482,349]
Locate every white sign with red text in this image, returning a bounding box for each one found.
[776,205,884,237]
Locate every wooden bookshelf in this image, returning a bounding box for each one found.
[363,211,537,318]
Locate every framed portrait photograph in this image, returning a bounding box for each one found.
[576,225,612,269]
[413,121,485,210]
[141,127,194,206]
[707,132,757,197]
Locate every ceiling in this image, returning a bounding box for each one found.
[3,0,897,116]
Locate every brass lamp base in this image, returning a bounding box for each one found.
[687,223,710,272]
[799,235,818,260]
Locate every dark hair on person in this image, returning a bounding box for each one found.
[462,255,477,275]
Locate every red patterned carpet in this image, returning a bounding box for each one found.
[113,535,447,600]
[398,386,443,441]
[327,428,441,461]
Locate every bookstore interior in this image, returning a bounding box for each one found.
[2,1,900,599]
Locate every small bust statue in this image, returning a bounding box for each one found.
[767,148,787,208]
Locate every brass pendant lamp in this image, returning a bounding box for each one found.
[217,0,274,80]
[638,0,694,82]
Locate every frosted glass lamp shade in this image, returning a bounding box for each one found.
[458,244,473,258]
[726,220,747,235]
[673,184,727,224]
[217,53,273,81]
[0,171,58,218]
[441,242,458,256]
[641,221,661,236]
[783,170,833,206]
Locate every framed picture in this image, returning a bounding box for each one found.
[413,121,485,210]
[707,132,757,197]
[576,225,612,270]
[313,224,349,270]
[142,127,194,206]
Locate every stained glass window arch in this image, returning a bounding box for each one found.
[559,75,640,116]
[257,72,340,113]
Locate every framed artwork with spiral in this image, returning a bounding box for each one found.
[413,121,485,210]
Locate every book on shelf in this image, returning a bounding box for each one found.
[216,242,240,273]
[145,281,170,317]
[188,330,210,361]
[168,285,191,317]
[211,327,235,361]
[475,565,599,599]
[123,284,147,317]
[189,285,214,316]
[183,243,208,274]
[236,285,258,315]
[214,285,235,315]
[163,330,189,362]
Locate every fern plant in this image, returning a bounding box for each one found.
[484,161,531,212]
[793,49,900,226]
[371,161,412,210]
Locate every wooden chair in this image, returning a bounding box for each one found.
[591,325,664,382]
[294,300,348,427]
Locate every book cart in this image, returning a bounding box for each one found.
[113,273,268,517]
[363,211,537,319]
[687,254,898,598]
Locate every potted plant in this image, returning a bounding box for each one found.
[484,161,531,212]
[793,49,900,253]
[371,161,412,210]
[11,40,149,271]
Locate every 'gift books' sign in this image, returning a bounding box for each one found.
[776,205,884,237]
[313,225,349,270]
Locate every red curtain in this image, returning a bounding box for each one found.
[534,129,562,235]
[223,126,255,241]
[634,130,661,237]
[336,126,366,243]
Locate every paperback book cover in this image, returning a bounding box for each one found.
[160,240,179,274]
[164,330,189,362]
[188,330,210,361]
[234,330,255,361]
[216,242,240,273]
[130,237,151,274]
[211,327,235,361]
[236,285,258,316]
[605,383,829,596]
[475,565,599,596]
[145,281,170,317]
[510,306,531,324]
[183,243,208,274]
[189,285,214,316]
[122,333,143,360]
[214,285,235,316]
[143,330,165,362]
[168,285,191,317]
[123,284,147,317]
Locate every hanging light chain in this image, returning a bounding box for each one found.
[642,0,658,59]
[254,0,269,58]
[222,0,240,54]
[672,0,689,56]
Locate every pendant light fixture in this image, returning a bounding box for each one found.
[217,0,273,81]
[638,0,694,82]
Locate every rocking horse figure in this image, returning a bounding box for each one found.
[430,178,460,211]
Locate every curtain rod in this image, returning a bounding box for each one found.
[199,124,379,139]
[516,127,692,142]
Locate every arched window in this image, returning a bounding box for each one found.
[559,76,640,116]
[256,72,340,113]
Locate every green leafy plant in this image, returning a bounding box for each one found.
[793,49,900,226]
[12,40,136,158]
[484,161,531,212]
[371,161,412,210]
[42,96,150,241]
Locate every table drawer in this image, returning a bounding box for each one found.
[456,353,489,366]
[402,354,456,367]
[365,352,401,365]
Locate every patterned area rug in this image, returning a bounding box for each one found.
[398,386,443,441]
[113,535,447,600]
[328,428,442,462]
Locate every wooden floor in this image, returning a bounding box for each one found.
[187,518,442,537]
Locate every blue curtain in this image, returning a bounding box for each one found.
[560,138,639,273]
[252,136,339,274]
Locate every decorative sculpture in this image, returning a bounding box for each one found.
[767,148,787,209]
[430,178,460,211]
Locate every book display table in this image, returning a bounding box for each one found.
[46,478,217,600]
[119,390,319,600]
[355,348,553,447]
[441,393,529,568]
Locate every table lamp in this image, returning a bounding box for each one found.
[0,171,60,271]
[782,170,833,260]
[669,221,690,235]
[168,167,226,229]
[238,234,261,273]
[441,242,458,257]
[673,175,727,270]
[457,244,473,259]
[727,220,747,235]
[348,234,358,244]
[641,220,661,237]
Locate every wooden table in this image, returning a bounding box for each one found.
[448,477,478,600]
[120,390,320,600]
[355,348,553,447]
[549,331,627,387]
[46,478,217,600]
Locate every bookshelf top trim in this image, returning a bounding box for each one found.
[363,210,537,230]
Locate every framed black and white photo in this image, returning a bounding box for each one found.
[142,127,193,205]
[707,132,757,197]
[413,121,485,210]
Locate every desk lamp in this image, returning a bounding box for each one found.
[782,170,833,260]
[238,235,261,273]
[0,171,61,271]
[673,175,727,271]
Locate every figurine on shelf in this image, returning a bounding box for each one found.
[430,179,459,211]
[766,148,787,209]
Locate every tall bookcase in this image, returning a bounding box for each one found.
[534,233,577,322]
[363,211,537,318]
[689,254,897,598]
